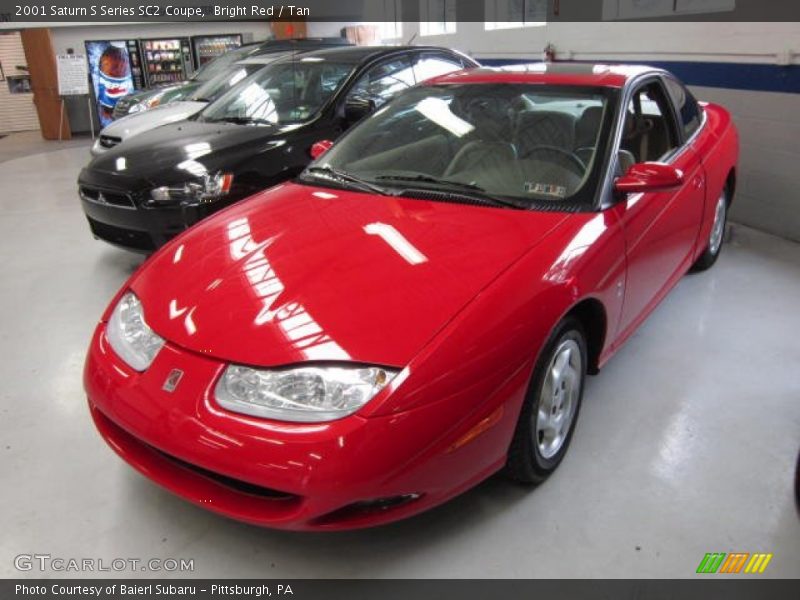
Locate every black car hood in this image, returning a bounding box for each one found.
[82,119,293,189]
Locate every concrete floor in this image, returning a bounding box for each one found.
[0,130,90,165]
[0,132,798,579]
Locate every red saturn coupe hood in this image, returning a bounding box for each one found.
[129,182,569,367]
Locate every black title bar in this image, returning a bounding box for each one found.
[4,579,800,600]
[1,0,799,23]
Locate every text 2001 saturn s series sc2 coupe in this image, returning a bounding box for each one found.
[84,64,738,530]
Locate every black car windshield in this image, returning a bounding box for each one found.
[306,83,616,207]
[200,58,355,126]
[186,62,266,103]
[192,45,257,81]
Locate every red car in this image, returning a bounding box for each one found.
[85,64,738,530]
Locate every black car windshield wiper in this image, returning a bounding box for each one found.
[304,166,396,197]
[375,174,526,210]
[209,116,275,125]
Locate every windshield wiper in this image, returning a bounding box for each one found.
[375,174,525,210]
[210,116,274,125]
[304,166,396,196]
[192,97,212,103]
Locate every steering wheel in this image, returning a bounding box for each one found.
[574,146,596,166]
[444,141,517,178]
[521,145,586,176]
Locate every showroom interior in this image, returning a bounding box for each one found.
[0,1,798,580]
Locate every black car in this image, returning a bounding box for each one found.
[79,46,478,253]
[111,37,354,119]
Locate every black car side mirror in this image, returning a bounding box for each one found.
[344,96,376,124]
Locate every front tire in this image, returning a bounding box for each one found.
[692,186,729,272]
[505,317,587,484]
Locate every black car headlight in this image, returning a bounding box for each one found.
[149,172,233,206]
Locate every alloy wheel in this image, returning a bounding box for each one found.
[709,191,727,256]
[535,338,583,460]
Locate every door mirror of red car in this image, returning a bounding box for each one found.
[309,140,334,160]
[614,162,684,194]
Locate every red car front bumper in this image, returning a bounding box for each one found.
[84,325,517,530]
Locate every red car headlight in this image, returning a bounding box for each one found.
[214,364,398,423]
[105,291,165,371]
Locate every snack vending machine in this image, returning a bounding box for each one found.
[139,37,193,86]
[191,34,243,68]
[84,39,145,127]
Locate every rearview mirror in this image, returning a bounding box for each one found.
[309,140,334,160]
[615,162,684,194]
[344,96,376,124]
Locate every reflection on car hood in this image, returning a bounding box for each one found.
[129,182,569,367]
[84,118,283,188]
[101,101,207,141]
[121,82,190,104]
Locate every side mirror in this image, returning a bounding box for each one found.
[344,96,375,123]
[614,162,684,194]
[309,139,334,160]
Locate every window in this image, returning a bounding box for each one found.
[201,60,354,125]
[192,45,258,82]
[379,22,403,41]
[420,0,457,36]
[306,84,614,208]
[187,64,261,103]
[664,76,703,139]
[621,82,679,164]
[485,0,547,29]
[347,57,416,107]
[377,0,403,41]
[413,53,465,82]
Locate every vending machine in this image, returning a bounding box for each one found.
[190,34,243,68]
[139,37,193,86]
[84,39,145,127]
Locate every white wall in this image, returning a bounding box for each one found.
[405,21,799,64]
[306,22,352,38]
[694,85,800,242]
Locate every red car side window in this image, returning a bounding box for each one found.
[622,81,681,163]
[664,76,703,140]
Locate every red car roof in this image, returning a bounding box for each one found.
[426,63,660,88]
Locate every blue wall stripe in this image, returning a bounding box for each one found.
[477,58,800,94]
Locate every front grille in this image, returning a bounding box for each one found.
[80,186,135,208]
[156,449,296,500]
[86,217,155,251]
[99,135,122,149]
[91,406,301,509]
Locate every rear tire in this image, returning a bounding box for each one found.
[692,186,729,272]
[505,317,587,484]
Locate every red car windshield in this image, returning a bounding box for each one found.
[313,83,618,208]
